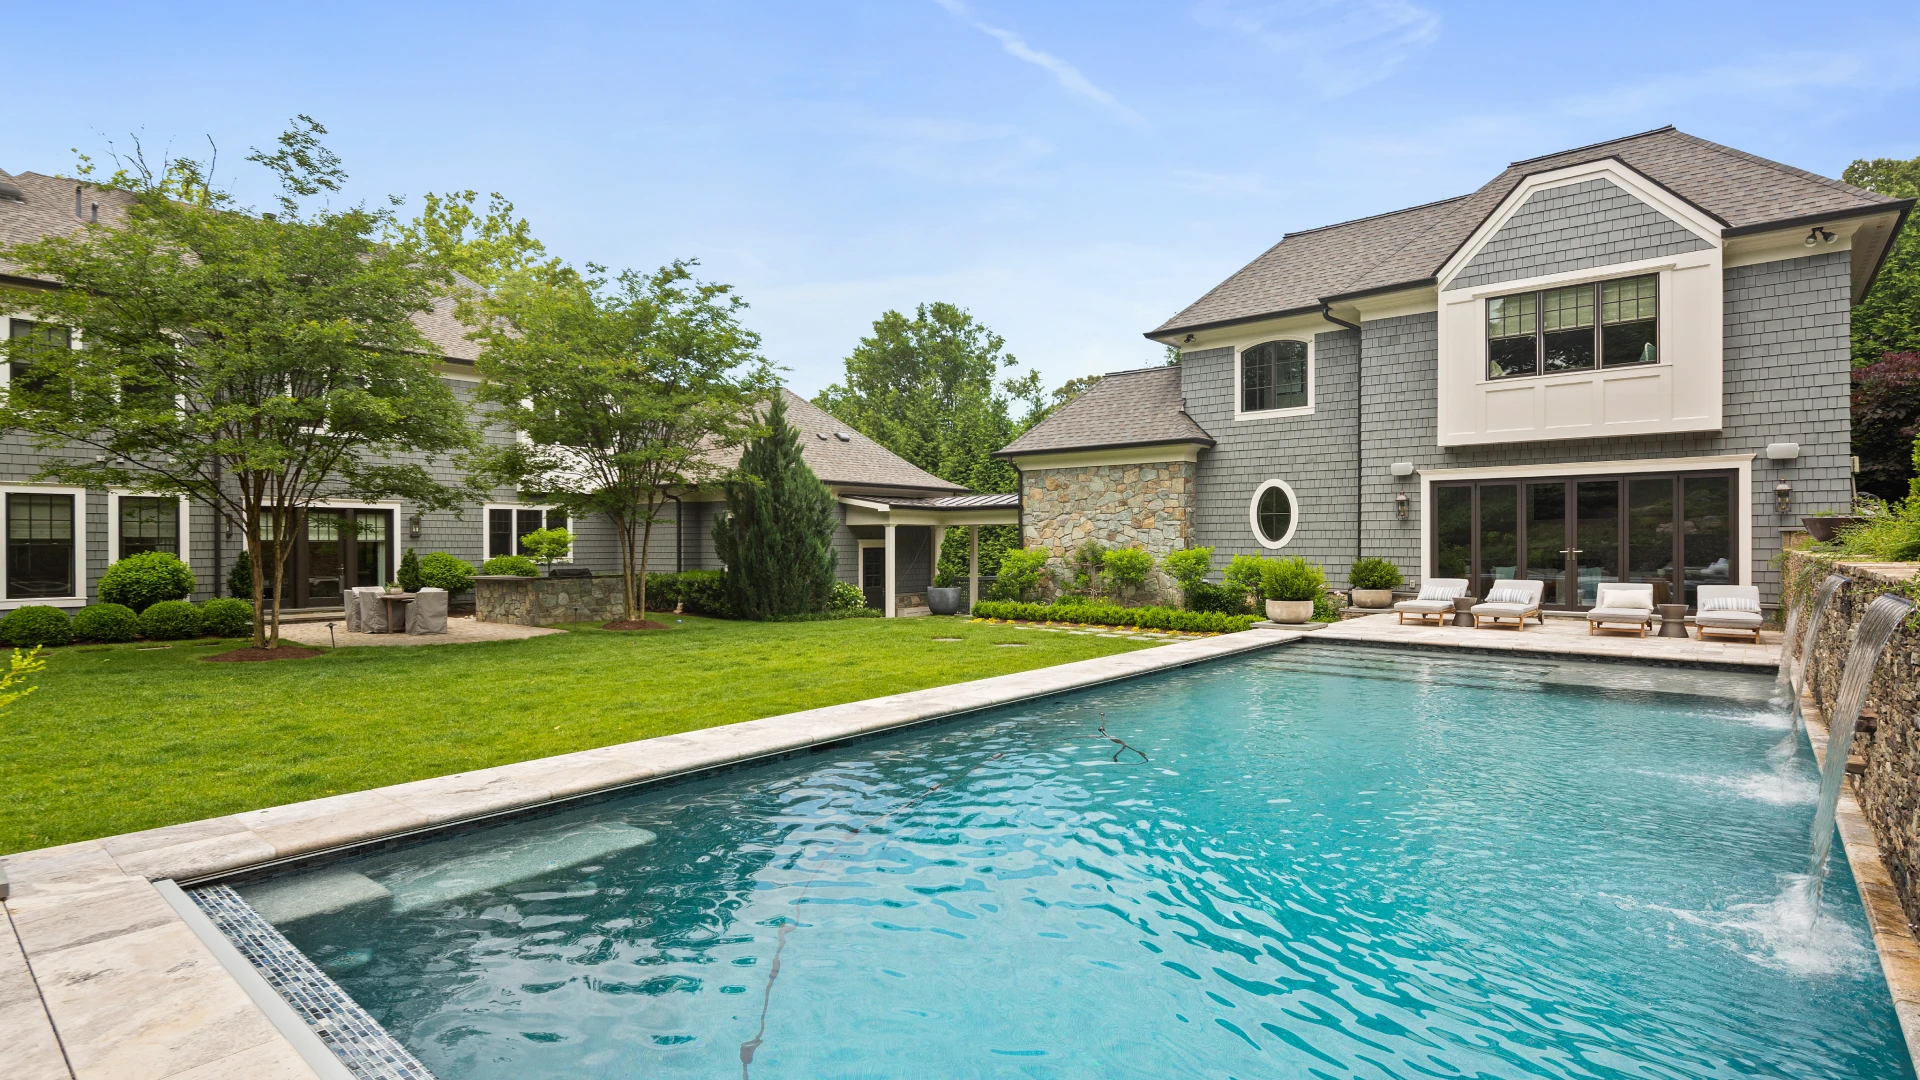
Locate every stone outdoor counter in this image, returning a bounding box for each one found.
[474,574,629,626]
[1788,552,1920,931]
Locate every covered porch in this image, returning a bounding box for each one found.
[840,494,1020,616]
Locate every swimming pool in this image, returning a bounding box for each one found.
[218,642,1912,1078]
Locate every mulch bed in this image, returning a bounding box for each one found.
[601,619,668,631]
[201,646,324,663]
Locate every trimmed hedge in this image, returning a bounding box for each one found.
[972,600,1258,634]
[99,552,196,613]
[198,597,254,638]
[480,555,539,577]
[644,570,734,618]
[73,603,140,643]
[417,552,475,594]
[1,606,74,647]
[139,599,202,641]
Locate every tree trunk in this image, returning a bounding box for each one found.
[638,515,653,619]
[248,526,268,649]
[614,511,637,622]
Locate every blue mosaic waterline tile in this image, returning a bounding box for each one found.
[190,885,436,1080]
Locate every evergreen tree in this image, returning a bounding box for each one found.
[712,394,839,619]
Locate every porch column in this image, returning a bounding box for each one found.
[883,523,897,618]
[968,526,979,613]
[930,526,945,583]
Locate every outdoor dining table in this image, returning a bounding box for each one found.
[378,592,417,634]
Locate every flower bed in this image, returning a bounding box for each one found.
[970,600,1259,634]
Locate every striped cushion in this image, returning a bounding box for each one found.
[1701,595,1760,613]
[1486,587,1533,605]
[1416,584,1465,602]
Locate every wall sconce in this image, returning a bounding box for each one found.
[1388,462,1415,477]
[1765,442,1800,461]
[1394,492,1409,520]
[407,514,422,538]
[1774,479,1792,514]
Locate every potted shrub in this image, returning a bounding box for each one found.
[1258,557,1324,624]
[928,567,964,615]
[1348,556,1403,609]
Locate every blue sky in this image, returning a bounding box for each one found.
[7,2,1917,397]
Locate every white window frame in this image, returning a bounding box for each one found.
[1233,337,1315,421]
[107,490,192,567]
[483,503,573,563]
[1248,478,1299,549]
[0,484,88,609]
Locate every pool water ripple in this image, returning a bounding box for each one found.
[246,644,1911,1078]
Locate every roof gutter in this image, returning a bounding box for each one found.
[1719,200,1912,237]
[1318,303,1361,333]
[994,436,1214,460]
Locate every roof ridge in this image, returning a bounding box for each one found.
[1507,125,1677,167]
[1284,192,1472,239]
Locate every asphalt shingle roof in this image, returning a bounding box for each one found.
[997,366,1212,457]
[1151,126,1907,336]
[705,389,968,494]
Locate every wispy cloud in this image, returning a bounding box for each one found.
[1554,49,1918,120]
[1195,0,1439,96]
[933,0,1148,129]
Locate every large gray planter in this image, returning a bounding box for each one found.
[1350,588,1394,610]
[927,586,964,615]
[1265,599,1314,624]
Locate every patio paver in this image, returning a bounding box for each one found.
[1312,610,1780,667]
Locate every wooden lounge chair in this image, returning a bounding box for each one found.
[1692,584,1763,643]
[1470,579,1546,630]
[1393,578,1468,626]
[1586,582,1655,637]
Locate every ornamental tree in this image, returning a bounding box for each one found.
[0,119,480,647]
[711,393,839,619]
[469,260,774,621]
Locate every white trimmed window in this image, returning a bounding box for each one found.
[108,492,192,564]
[1235,338,1313,419]
[2,486,86,605]
[485,504,571,561]
[1249,479,1298,549]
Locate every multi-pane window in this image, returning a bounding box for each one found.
[1486,274,1658,379]
[118,496,179,559]
[6,319,71,406]
[488,507,569,559]
[7,493,76,599]
[1240,340,1309,413]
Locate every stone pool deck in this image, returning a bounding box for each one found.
[1312,610,1781,667]
[0,627,1301,1080]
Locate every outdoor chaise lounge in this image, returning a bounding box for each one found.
[1394,578,1469,625]
[1470,579,1546,630]
[1586,582,1656,637]
[1692,584,1764,643]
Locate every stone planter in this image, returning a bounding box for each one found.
[927,586,964,615]
[1350,588,1394,609]
[1801,515,1863,542]
[1265,599,1314,624]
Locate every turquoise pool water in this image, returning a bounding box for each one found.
[240,644,1913,1078]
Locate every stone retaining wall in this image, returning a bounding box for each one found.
[1021,460,1195,602]
[1789,552,1920,930]
[474,574,629,625]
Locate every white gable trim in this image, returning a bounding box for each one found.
[1436,158,1723,291]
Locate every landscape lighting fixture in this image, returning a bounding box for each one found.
[1804,227,1836,247]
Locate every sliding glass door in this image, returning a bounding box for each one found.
[1430,470,1734,611]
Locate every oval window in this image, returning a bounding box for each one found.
[1250,480,1296,548]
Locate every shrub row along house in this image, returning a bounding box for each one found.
[1001,126,1913,611]
[0,170,1014,620]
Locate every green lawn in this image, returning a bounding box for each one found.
[1,616,1156,855]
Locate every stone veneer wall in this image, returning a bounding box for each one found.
[1021,460,1194,601]
[1790,553,1920,930]
[474,574,629,625]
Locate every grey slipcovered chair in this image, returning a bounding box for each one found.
[406,587,449,635]
[1470,578,1546,630]
[1393,578,1468,626]
[346,587,381,633]
[1693,584,1764,643]
[1586,582,1655,637]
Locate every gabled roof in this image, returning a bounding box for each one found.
[0,169,481,361]
[705,389,968,494]
[1150,126,1911,337]
[997,366,1212,458]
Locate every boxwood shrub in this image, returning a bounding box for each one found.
[417,552,476,594]
[99,552,196,613]
[644,570,734,618]
[1,605,73,647]
[138,599,202,641]
[971,600,1257,634]
[480,554,539,577]
[73,603,140,643]
[198,597,254,638]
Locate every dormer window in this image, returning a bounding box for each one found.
[1486,273,1658,380]
[1240,339,1309,414]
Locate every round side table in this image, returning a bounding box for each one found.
[1656,603,1690,638]
[1452,596,1477,627]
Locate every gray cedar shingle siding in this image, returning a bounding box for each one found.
[1446,177,1713,291]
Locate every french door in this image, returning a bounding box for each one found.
[1432,471,1734,610]
[260,508,395,608]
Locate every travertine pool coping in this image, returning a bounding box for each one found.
[0,626,1300,1080]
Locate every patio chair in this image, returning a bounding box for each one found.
[1693,584,1763,644]
[406,587,449,635]
[1586,582,1655,637]
[346,587,382,633]
[1470,579,1546,630]
[1394,578,1468,626]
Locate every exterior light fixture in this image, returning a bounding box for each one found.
[1394,492,1410,519]
[1804,227,1836,247]
[1775,479,1792,514]
[1388,462,1415,477]
[1183,333,1195,344]
[408,514,422,538]
[1765,442,1800,461]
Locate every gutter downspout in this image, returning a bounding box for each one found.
[1320,304,1365,590]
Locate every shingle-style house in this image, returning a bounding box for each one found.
[1003,127,1913,610]
[0,170,1013,617]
